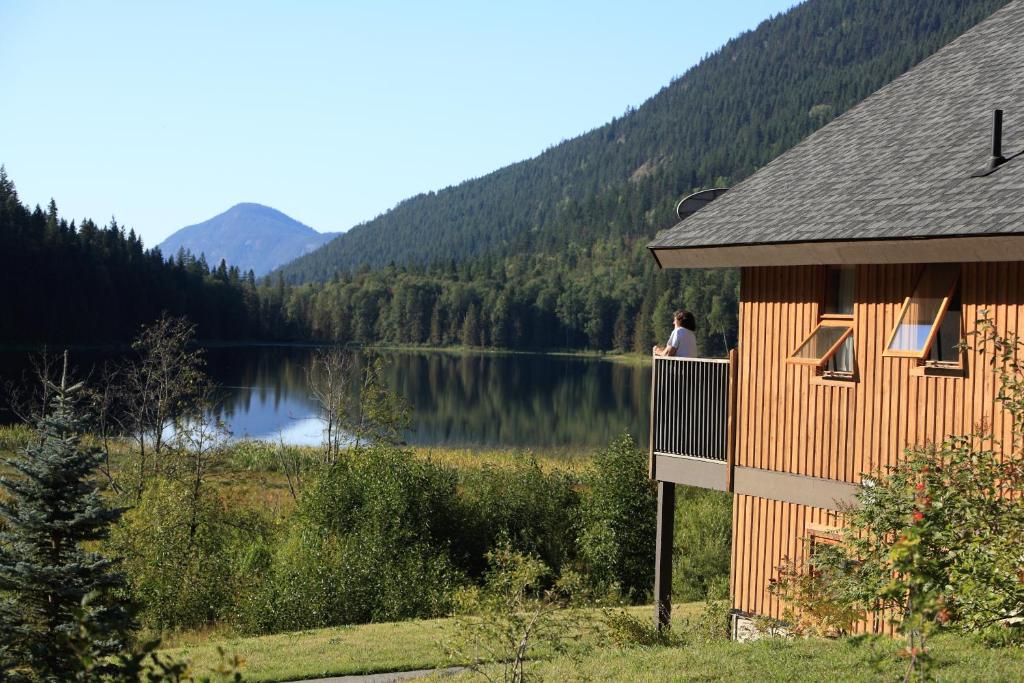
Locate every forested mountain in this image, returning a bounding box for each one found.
[1,0,1009,355]
[159,203,337,277]
[278,0,1009,283]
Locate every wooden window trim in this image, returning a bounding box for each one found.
[787,319,854,368]
[810,374,857,388]
[882,267,959,360]
[911,358,967,378]
[806,522,843,543]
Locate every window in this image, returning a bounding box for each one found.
[806,525,846,583]
[789,319,854,368]
[884,264,960,360]
[825,265,855,316]
[826,334,855,375]
[927,284,962,365]
[788,266,855,377]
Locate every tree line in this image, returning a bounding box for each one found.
[1,168,737,354]
[0,167,264,345]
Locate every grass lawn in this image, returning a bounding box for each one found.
[158,605,682,682]
[161,616,455,682]
[163,602,1024,683]
[515,631,1024,682]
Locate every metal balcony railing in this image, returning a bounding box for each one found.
[650,356,730,461]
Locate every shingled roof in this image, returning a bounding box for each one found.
[649,0,1024,268]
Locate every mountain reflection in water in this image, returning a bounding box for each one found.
[207,347,650,449]
[0,347,651,450]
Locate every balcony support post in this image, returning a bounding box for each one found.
[653,480,675,631]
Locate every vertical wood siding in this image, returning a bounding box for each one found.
[731,262,1023,623]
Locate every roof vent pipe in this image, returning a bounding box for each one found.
[973,109,1007,176]
[991,109,1006,164]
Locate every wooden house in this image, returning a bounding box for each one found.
[645,1,1024,636]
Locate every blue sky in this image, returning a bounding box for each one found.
[1,1,798,246]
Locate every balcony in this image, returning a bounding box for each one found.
[649,353,735,491]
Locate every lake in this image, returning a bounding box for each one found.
[0,347,652,451]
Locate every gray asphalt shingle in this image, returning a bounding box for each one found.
[648,1,1024,253]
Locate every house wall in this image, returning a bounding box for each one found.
[732,261,1024,622]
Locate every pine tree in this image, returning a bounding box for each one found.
[461,304,481,347]
[612,302,632,352]
[0,354,135,680]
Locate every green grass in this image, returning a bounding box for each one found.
[163,603,1024,683]
[160,617,455,682]
[410,445,590,472]
[161,608,577,682]
[516,631,1024,682]
[158,605,684,682]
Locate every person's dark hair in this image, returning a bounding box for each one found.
[674,309,697,332]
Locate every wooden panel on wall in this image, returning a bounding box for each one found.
[732,261,1024,628]
[736,262,1023,481]
[731,493,894,634]
[731,494,835,620]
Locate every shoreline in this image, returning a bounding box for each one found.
[1,340,654,366]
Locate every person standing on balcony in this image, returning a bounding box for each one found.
[653,309,697,357]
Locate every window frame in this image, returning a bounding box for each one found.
[882,265,960,360]
[787,317,855,368]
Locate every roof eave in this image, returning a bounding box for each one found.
[649,233,1024,269]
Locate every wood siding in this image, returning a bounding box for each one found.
[731,262,1023,622]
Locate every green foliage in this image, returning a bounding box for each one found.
[603,609,682,648]
[240,444,461,632]
[350,355,412,447]
[603,597,730,651]
[578,433,656,601]
[446,542,586,683]
[0,362,135,680]
[682,598,732,646]
[456,459,581,579]
[672,486,732,602]
[109,478,239,631]
[0,167,263,345]
[768,554,861,638]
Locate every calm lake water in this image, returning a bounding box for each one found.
[0,347,651,450]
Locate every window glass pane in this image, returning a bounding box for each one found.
[928,287,962,363]
[826,335,855,374]
[826,265,855,316]
[791,324,849,362]
[886,264,959,355]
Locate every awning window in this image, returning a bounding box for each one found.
[787,319,854,368]
[883,264,960,359]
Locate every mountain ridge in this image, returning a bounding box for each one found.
[276,0,1010,284]
[159,203,338,276]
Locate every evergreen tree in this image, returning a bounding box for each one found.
[0,355,134,680]
[461,304,481,347]
[631,304,653,355]
[612,302,632,353]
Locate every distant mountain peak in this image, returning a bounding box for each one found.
[159,204,338,276]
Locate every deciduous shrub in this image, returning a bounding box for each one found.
[238,444,462,632]
[456,458,581,579]
[673,486,731,601]
[578,433,656,601]
[446,541,589,683]
[110,478,239,631]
